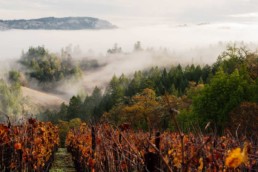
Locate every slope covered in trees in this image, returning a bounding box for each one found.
[45,45,258,137]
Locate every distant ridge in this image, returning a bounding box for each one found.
[0,17,117,30]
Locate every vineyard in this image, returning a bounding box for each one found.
[1,119,258,172]
[66,123,258,172]
[0,119,59,172]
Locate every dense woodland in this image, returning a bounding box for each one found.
[39,45,258,139]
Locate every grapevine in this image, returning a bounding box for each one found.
[0,118,59,171]
[66,123,258,172]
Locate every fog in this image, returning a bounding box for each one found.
[1,22,258,98]
[1,23,258,59]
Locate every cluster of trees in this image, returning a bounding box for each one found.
[41,86,102,123]
[14,46,104,89]
[103,88,192,131]
[192,45,258,134]
[107,41,143,54]
[44,45,258,136]
[19,46,82,84]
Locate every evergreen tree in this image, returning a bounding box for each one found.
[67,95,82,120]
[81,86,102,121]
[134,41,143,52]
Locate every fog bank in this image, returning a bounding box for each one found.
[1,23,258,59]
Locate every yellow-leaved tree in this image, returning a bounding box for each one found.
[104,88,162,131]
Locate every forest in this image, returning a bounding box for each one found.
[39,45,258,136]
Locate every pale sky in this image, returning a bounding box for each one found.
[0,0,258,26]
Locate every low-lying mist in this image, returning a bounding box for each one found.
[55,41,258,100]
[1,23,258,59]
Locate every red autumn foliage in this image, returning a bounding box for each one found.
[0,119,59,171]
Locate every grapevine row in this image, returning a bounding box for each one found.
[66,123,258,172]
[0,118,59,172]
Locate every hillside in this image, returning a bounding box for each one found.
[22,86,67,112]
[0,17,117,30]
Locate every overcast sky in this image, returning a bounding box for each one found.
[0,0,258,25]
